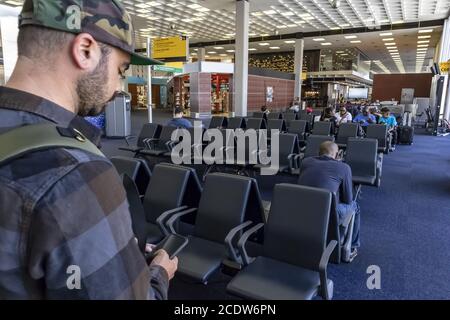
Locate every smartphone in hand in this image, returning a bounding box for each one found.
[146,234,188,263]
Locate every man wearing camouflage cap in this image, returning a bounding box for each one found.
[0,0,177,299]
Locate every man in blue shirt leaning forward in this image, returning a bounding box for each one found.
[298,141,361,261]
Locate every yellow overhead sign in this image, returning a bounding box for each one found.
[152,36,188,60]
[440,61,450,73]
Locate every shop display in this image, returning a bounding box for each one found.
[211,74,230,114]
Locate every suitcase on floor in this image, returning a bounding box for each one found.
[398,126,414,145]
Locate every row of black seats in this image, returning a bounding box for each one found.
[115,162,358,300]
[211,116,391,154]
[116,122,382,187]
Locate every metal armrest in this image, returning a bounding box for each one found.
[237,223,265,266]
[165,208,198,234]
[319,240,338,300]
[224,221,253,262]
[294,154,303,170]
[287,153,297,171]
[165,140,176,151]
[144,138,158,149]
[156,205,189,236]
[353,184,362,201]
[124,135,137,147]
[340,210,354,228]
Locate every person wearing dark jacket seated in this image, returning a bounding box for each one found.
[298,141,360,260]
[167,106,193,129]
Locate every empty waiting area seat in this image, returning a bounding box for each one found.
[126,163,202,247]
[140,126,179,157]
[366,124,389,154]
[288,120,308,144]
[246,118,266,130]
[313,121,332,136]
[110,156,152,196]
[227,117,246,130]
[302,135,335,159]
[267,119,287,132]
[345,138,383,187]
[267,112,283,120]
[209,116,227,129]
[336,123,359,148]
[226,184,336,300]
[164,173,265,284]
[284,113,298,128]
[119,123,161,154]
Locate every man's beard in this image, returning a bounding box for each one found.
[76,54,112,117]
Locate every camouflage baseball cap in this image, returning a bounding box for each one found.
[18,0,163,65]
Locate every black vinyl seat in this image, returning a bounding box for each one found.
[121,174,149,254]
[197,129,236,179]
[345,138,383,187]
[209,116,227,129]
[366,124,389,154]
[302,135,335,159]
[267,119,287,133]
[228,117,246,130]
[255,133,299,174]
[162,127,205,160]
[252,111,266,120]
[133,163,202,246]
[288,120,307,144]
[110,156,152,195]
[267,112,283,120]
[246,118,266,130]
[284,113,298,128]
[226,184,336,300]
[313,121,332,136]
[140,125,178,157]
[299,114,314,132]
[164,173,265,284]
[119,123,161,154]
[336,123,359,148]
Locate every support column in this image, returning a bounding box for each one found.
[439,17,450,121]
[146,37,153,123]
[198,48,206,62]
[294,38,305,101]
[233,0,249,117]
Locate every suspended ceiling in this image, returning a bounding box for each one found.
[0,0,448,73]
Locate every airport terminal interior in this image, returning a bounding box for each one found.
[0,0,450,300]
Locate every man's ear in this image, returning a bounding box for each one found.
[71,33,101,72]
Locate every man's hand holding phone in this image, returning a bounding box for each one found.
[145,234,189,280]
[150,249,178,280]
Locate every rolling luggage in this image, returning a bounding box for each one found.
[398,126,414,145]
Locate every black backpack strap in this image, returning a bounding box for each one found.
[0,123,104,166]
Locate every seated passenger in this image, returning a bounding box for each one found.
[261,105,270,115]
[336,105,353,127]
[167,106,193,129]
[298,141,360,259]
[321,107,338,134]
[353,107,376,127]
[289,102,300,113]
[378,107,398,151]
[369,107,381,123]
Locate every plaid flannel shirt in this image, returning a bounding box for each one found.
[0,86,168,299]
